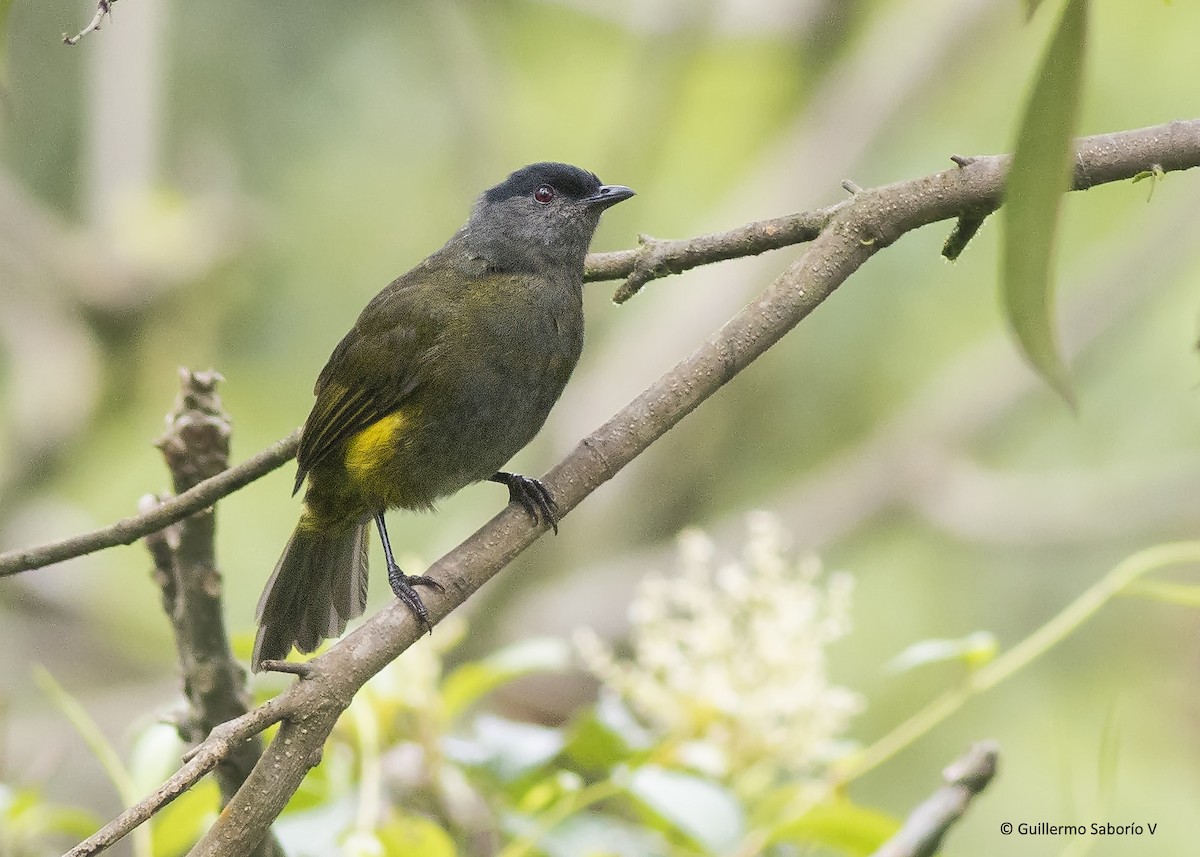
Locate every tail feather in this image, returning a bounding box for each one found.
[252,522,369,671]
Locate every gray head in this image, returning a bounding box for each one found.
[465,162,635,274]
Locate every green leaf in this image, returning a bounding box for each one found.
[519,811,668,857]
[564,694,651,771]
[1130,164,1166,202]
[1001,0,1089,408]
[373,814,457,857]
[0,784,100,839]
[624,766,744,854]
[128,722,189,797]
[770,799,901,855]
[440,637,571,722]
[884,631,998,674]
[151,778,220,857]
[447,714,564,782]
[1124,580,1200,607]
[33,667,136,804]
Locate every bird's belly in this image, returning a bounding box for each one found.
[345,350,576,511]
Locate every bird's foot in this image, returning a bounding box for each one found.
[490,471,560,534]
[386,563,444,635]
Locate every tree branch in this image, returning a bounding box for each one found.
[869,742,999,857]
[584,209,834,303]
[0,430,299,577]
[142,369,283,857]
[186,119,1200,855]
[62,0,117,46]
[28,117,1200,855]
[3,119,1196,582]
[65,696,292,857]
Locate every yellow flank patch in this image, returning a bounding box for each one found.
[345,411,405,483]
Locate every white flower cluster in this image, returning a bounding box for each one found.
[576,512,861,785]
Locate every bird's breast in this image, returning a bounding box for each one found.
[383,282,584,503]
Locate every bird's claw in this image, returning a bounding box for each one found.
[386,563,443,635]
[492,471,560,534]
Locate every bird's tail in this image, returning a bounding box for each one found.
[252,517,369,671]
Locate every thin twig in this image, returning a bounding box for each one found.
[65,695,292,857]
[869,742,999,857]
[0,430,300,577]
[63,0,116,46]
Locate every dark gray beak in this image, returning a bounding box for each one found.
[587,184,636,209]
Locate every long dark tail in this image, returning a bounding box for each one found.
[252,520,369,671]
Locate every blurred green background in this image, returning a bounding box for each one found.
[1,0,1198,853]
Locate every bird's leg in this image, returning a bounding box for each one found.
[373,511,443,634]
[490,472,560,535]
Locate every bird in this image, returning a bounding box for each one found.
[251,162,635,671]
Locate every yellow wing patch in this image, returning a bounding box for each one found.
[345,411,406,484]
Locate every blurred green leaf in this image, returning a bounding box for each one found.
[624,766,744,854]
[33,666,135,804]
[441,637,571,722]
[1123,579,1200,607]
[374,814,456,857]
[1130,164,1166,201]
[521,811,667,857]
[151,778,220,857]
[884,631,998,674]
[128,722,189,797]
[1001,0,1089,407]
[564,694,651,772]
[770,799,900,855]
[0,783,100,840]
[284,743,357,814]
[447,714,564,782]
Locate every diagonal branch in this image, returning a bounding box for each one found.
[3,119,1197,582]
[28,117,1200,856]
[184,119,1199,855]
[0,430,299,577]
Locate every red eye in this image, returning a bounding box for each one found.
[534,185,554,204]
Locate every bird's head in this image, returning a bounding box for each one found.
[466,162,635,274]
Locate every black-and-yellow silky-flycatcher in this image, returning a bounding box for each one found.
[252,163,634,670]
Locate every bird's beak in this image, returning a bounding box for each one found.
[587,184,636,209]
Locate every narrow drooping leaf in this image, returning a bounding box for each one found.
[625,766,744,854]
[440,636,571,721]
[1001,0,1089,407]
